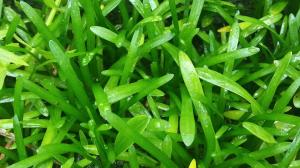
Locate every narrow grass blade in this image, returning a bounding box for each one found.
[106,78,162,104]
[250,113,300,126]
[22,79,87,121]
[180,86,195,146]
[140,31,174,54]
[269,1,288,15]
[197,67,263,114]
[242,122,276,143]
[279,129,300,167]
[5,15,20,44]
[70,0,86,52]
[20,1,57,43]
[120,28,142,84]
[13,116,27,160]
[147,96,160,118]
[49,40,98,122]
[0,0,3,18]
[0,64,6,89]
[114,115,150,155]
[102,0,121,16]
[260,52,292,109]
[121,74,174,111]
[249,142,290,159]
[188,0,204,27]
[168,0,179,36]
[239,64,276,84]
[0,48,28,66]
[224,20,240,74]
[90,26,130,48]
[289,14,299,47]
[198,47,260,66]
[128,0,145,17]
[92,85,178,168]
[273,78,300,113]
[179,51,216,165]
[8,144,87,168]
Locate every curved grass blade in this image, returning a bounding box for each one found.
[70,0,86,52]
[250,113,300,127]
[13,116,27,160]
[198,47,260,66]
[0,64,6,89]
[140,31,174,54]
[224,20,240,74]
[168,0,179,37]
[196,67,263,114]
[289,14,299,47]
[259,52,292,109]
[188,0,204,27]
[129,16,162,36]
[147,96,160,118]
[90,26,130,48]
[128,0,145,17]
[0,119,49,129]
[279,129,300,167]
[273,78,300,113]
[92,85,178,168]
[0,48,28,66]
[4,15,20,44]
[8,144,88,168]
[249,142,290,159]
[106,76,171,104]
[294,91,300,108]
[102,0,121,16]
[78,0,95,50]
[163,43,180,64]
[120,28,142,84]
[121,74,174,112]
[49,40,98,122]
[242,122,276,143]
[61,157,74,168]
[269,1,288,15]
[0,0,2,18]
[20,1,57,43]
[180,86,195,146]
[22,79,87,121]
[239,64,276,84]
[224,110,246,120]
[114,115,150,155]
[179,51,216,165]
[13,78,27,160]
[128,146,139,168]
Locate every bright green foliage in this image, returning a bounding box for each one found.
[1,0,300,168]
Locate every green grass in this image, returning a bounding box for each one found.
[0,0,300,167]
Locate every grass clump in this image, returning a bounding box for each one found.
[0,0,300,167]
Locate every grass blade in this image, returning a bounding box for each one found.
[279,129,300,167]
[114,115,150,155]
[49,40,98,122]
[179,51,216,165]
[198,47,260,66]
[259,52,292,109]
[92,84,178,168]
[188,0,204,27]
[180,86,195,146]
[242,122,276,143]
[197,67,263,114]
[20,1,57,43]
